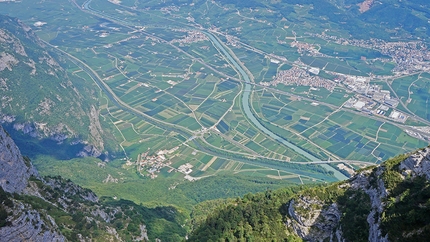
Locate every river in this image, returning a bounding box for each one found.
[81,0,347,180]
[205,32,348,180]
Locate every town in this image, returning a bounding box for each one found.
[261,66,336,91]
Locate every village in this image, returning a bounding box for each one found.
[135,146,198,181]
[307,33,430,74]
[170,29,209,45]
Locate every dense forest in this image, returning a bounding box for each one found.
[189,187,304,241]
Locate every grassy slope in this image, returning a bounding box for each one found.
[33,156,298,212]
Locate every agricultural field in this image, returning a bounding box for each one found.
[2,0,430,209]
[252,89,429,163]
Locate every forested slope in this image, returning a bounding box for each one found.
[190,146,430,241]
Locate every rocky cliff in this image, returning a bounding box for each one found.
[0,201,66,242]
[0,126,37,193]
[0,126,66,241]
[286,147,430,242]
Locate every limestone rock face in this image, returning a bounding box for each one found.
[0,125,66,241]
[285,146,430,242]
[44,176,99,204]
[399,147,430,179]
[287,196,341,241]
[0,125,37,193]
[0,201,65,242]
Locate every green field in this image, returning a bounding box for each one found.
[2,0,430,213]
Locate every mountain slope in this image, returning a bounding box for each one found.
[189,146,430,241]
[0,14,114,157]
[0,125,186,241]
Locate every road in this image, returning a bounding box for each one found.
[45,40,345,181]
[204,32,348,180]
[69,0,391,181]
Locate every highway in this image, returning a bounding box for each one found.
[44,40,344,182]
[204,32,348,180]
[68,0,390,181]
